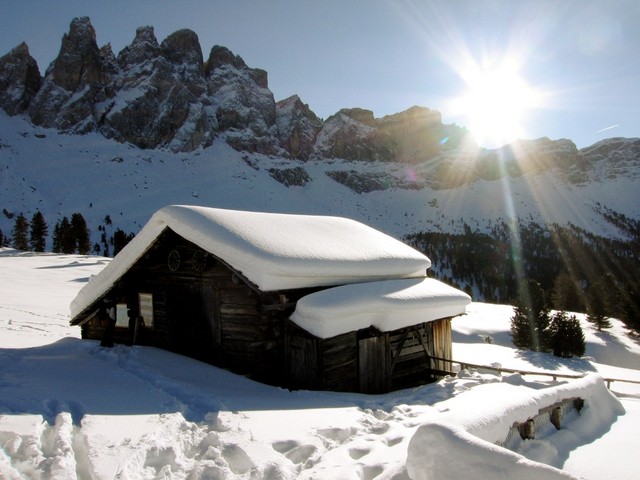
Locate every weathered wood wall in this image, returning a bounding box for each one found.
[285,318,454,393]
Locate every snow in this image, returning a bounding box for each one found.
[1,110,638,256]
[290,277,471,338]
[407,420,577,480]
[70,205,432,320]
[2,249,640,479]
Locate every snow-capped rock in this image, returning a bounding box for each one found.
[580,137,640,181]
[275,94,323,160]
[28,17,108,133]
[0,42,41,115]
[100,26,215,151]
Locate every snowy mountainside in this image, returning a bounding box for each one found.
[0,110,638,250]
[0,15,638,249]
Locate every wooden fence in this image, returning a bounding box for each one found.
[429,356,640,390]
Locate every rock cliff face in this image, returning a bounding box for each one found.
[313,106,470,163]
[206,45,281,155]
[0,17,465,159]
[276,95,323,160]
[0,43,41,115]
[100,26,214,151]
[3,17,284,153]
[28,17,105,133]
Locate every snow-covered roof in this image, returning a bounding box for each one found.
[290,277,471,339]
[71,205,431,320]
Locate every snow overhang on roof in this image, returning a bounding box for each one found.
[70,205,432,321]
[289,277,471,339]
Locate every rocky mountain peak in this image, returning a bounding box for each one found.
[580,137,640,181]
[99,43,118,75]
[160,29,203,73]
[8,42,30,58]
[117,26,160,67]
[276,95,323,160]
[26,17,108,132]
[0,42,41,115]
[205,45,247,73]
[50,16,104,91]
[334,108,377,126]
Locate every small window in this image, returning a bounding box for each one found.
[139,293,154,328]
[115,303,129,328]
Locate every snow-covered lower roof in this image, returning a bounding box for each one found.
[71,205,431,320]
[290,277,471,339]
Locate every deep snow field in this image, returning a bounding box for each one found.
[1,248,639,479]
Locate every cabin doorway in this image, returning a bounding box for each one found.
[167,285,219,362]
[358,334,390,394]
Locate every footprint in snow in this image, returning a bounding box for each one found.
[272,440,318,466]
[348,446,371,460]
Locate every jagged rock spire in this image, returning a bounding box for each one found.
[0,42,41,115]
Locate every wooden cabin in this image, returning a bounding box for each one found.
[70,205,470,393]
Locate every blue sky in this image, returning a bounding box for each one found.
[1,0,638,148]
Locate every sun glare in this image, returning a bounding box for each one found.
[452,60,543,148]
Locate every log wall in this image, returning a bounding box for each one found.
[285,318,454,393]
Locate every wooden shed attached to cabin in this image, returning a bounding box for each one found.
[70,205,471,393]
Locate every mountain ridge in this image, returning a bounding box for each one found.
[0,17,638,250]
[2,16,638,178]
[0,109,637,242]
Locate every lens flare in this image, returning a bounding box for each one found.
[451,59,544,148]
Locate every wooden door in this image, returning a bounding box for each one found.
[358,334,390,394]
[167,285,219,362]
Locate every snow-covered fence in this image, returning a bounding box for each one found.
[432,355,640,390]
[407,373,624,480]
[497,397,584,447]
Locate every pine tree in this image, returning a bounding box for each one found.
[510,279,551,352]
[52,221,60,252]
[510,306,534,349]
[548,311,585,358]
[12,213,29,251]
[52,217,76,254]
[586,288,612,331]
[0,228,5,247]
[586,277,613,331]
[112,228,134,256]
[29,211,48,252]
[71,213,91,254]
[551,271,584,312]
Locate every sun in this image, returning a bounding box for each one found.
[452,60,543,148]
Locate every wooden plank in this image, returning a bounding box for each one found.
[220,304,261,316]
[286,324,320,390]
[219,289,260,305]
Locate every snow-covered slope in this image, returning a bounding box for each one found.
[1,250,639,479]
[0,111,638,250]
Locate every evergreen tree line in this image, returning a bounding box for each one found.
[4,211,134,256]
[406,218,640,333]
[3,211,50,252]
[510,279,585,358]
[95,214,135,257]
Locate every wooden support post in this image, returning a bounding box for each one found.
[519,419,535,440]
[550,406,562,430]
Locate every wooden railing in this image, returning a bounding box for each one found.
[429,356,640,390]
